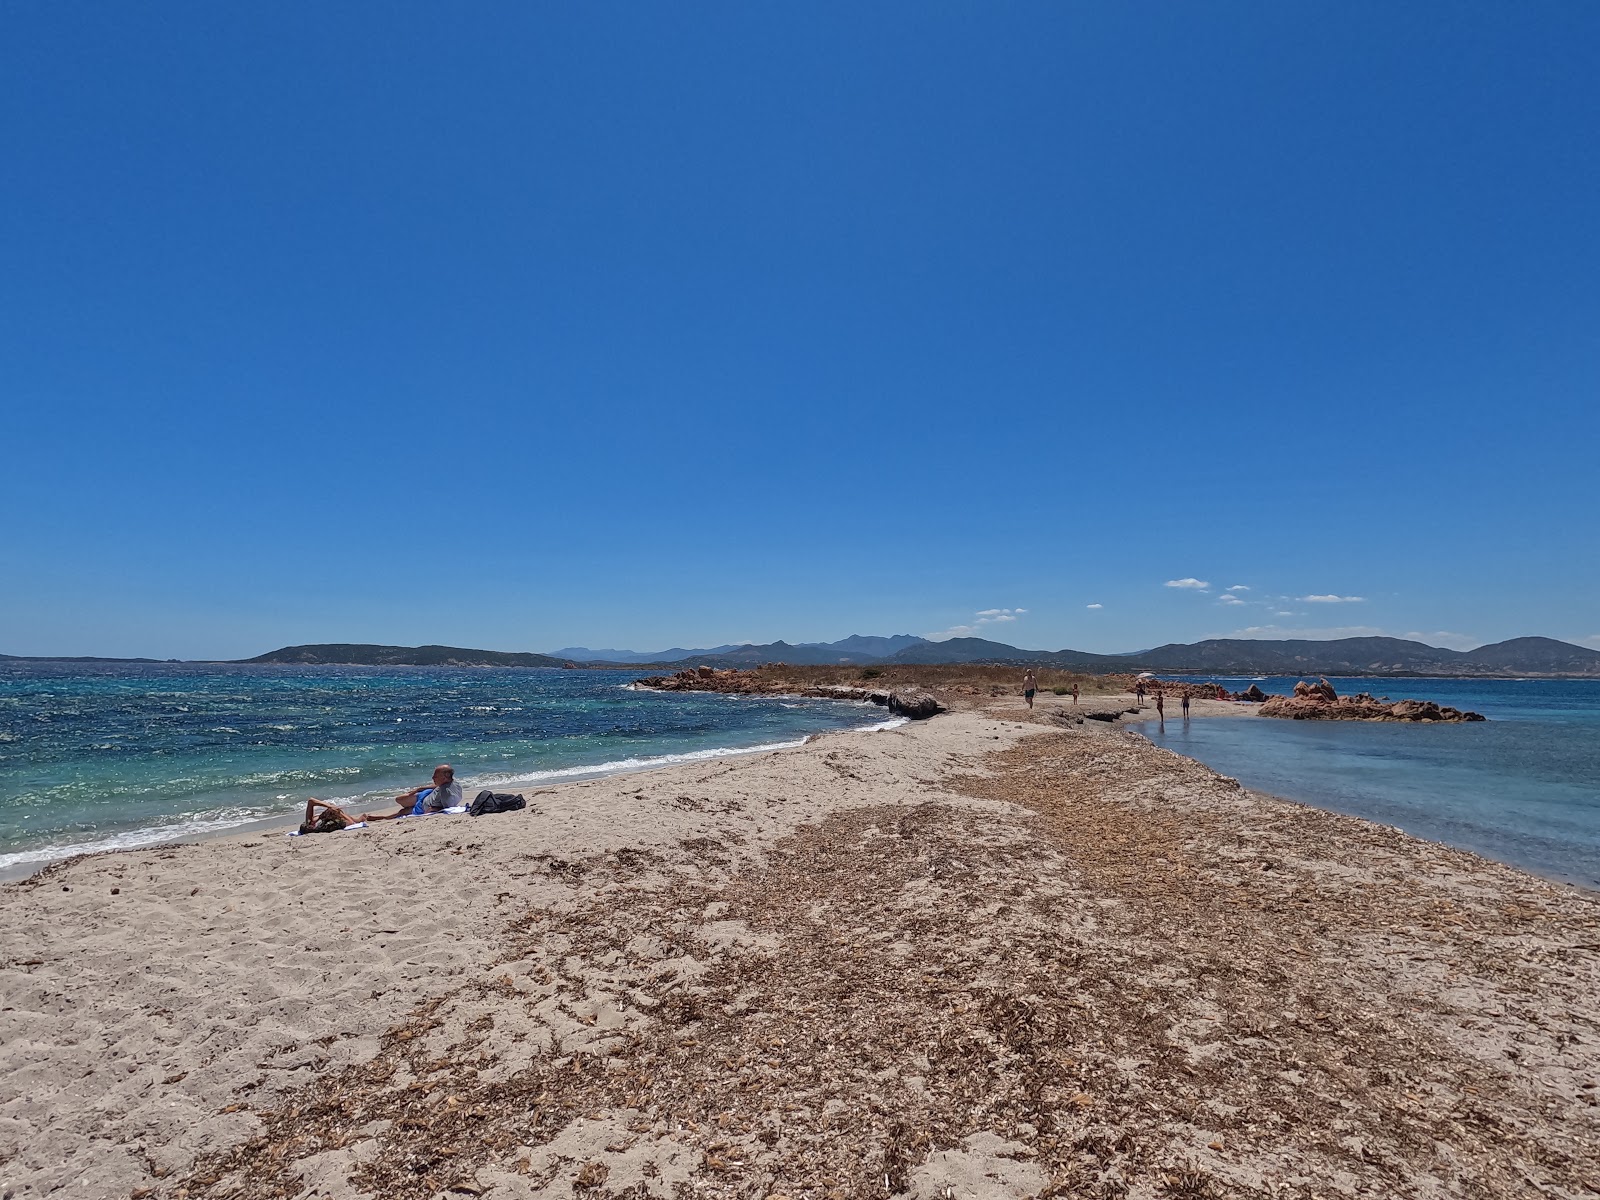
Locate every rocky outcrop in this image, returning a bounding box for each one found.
[1237,684,1270,703]
[635,669,770,695]
[633,670,944,719]
[1260,679,1485,723]
[887,689,942,720]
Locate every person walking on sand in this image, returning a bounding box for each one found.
[1071,682,1080,707]
[1022,669,1038,709]
[1135,679,1146,708]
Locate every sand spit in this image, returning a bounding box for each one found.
[1,702,1597,1200]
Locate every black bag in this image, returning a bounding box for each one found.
[470,790,527,817]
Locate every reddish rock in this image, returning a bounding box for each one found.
[1261,683,1484,723]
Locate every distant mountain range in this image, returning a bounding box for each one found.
[546,644,744,665]
[8,634,1599,677]
[547,634,928,666]
[241,643,567,668]
[569,633,1600,677]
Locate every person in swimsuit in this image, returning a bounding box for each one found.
[1022,669,1038,709]
[298,765,463,833]
[1181,692,1191,720]
[1071,682,1079,706]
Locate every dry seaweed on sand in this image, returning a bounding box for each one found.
[178,723,1600,1199]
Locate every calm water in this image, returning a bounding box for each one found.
[1139,676,1600,890]
[0,663,903,875]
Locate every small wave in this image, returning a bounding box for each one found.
[255,765,363,784]
[855,716,910,733]
[0,809,276,873]
[467,738,812,788]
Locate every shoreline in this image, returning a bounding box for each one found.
[4,704,1598,1196]
[0,700,908,883]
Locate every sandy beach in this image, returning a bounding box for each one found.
[4,691,1598,1199]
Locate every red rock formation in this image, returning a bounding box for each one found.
[1260,681,1484,722]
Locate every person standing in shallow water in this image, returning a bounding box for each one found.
[1022,669,1038,710]
[1155,690,1165,724]
[1181,692,1191,720]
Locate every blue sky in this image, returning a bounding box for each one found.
[3,3,1597,659]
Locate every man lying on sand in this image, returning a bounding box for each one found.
[298,764,464,834]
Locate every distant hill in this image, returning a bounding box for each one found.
[873,635,1600,677]
[822,633,926,659]
[0,652,168,663]
[886,637,1052,665]
[590,634,931,668]
[1127,637,1469,675]
[882,637,1130,670]
[870,635,1600,677]
[1457,636,1600,674]
[653,640,892,668]
[243,643,566,668]
[548,645,741,664]
[19,632,1598,677]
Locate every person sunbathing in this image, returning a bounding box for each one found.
[296,765,464,834]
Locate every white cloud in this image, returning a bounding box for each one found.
[1217,594,1245,606]
[929,607,1027,641]
[1403,630,1480,651]
[1273,610,1296,617]
[1299,594,1365,603]
[1086,603,1103,610]
[1226,584,1250,592]
[1578,634,1600,650]
[1165,578,1210,590]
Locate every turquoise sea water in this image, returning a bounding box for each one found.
[0,663,904,875]
[1138,676,1600,890]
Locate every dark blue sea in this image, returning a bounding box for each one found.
[1138,676,1600,891]
[0,663,904,877]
